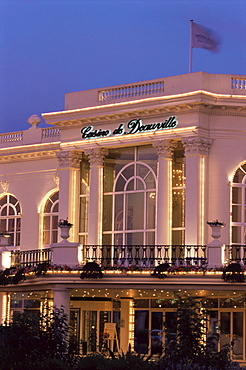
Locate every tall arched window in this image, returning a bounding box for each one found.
[42,191,59,246]
[0,194,21,246]
[103,146,157,245]
[231,163,246,244]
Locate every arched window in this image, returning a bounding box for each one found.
[0,194,21,246]
[231,163,246,244]
[42,191,59,246]
[103,146,157,245]
[103,144,185,246]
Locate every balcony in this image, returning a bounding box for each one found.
[9,245,207,269]
[81,245,207,269]
[9,245,246,270]
[11,248,52,268]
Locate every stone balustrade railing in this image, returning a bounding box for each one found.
[231,77,246,90]
[42,127,60,138]
[98,81,164,101]
[0,131,23,143]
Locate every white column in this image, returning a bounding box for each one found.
[153,140,177,245]
[56,151,81,241]
[53,287,70,320]
[84,148,108,246]
[182,137,212,245]
[0,293,6,325]
[120,299,132,353]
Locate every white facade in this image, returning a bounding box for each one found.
[1,72,246,360]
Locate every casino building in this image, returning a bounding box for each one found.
[0,71,246,360]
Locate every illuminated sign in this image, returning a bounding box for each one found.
[81,116,178,139]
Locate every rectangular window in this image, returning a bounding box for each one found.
[134,310,149,354]
[126,193,144,230]
[114,194,123,231]
[232,187,242,204]
[232,205,242,222]
[232,226,241,243]
[79,197,88,233]
[126,232,143,245]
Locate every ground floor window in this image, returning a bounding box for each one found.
[6,290,246,362]
[133,296,245,360]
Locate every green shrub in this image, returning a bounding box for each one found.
[159,297,244,370]
[0,307,78,369]
[73,354,110,370]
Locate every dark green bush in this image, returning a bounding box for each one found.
[0,307,76,369]
[73,354,110,370]
[159,297,244,370]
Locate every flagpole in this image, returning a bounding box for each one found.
[189,20,193,73]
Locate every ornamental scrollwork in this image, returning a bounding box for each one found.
[152,140,177,159]
[84,148,109,165]
[56,151,82,168]
[182,137,212,156]
[0,180,9,193]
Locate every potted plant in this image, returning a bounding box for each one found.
[207,220,225,239]
[152,263,170,279]
[80,262,103,279]
[222,262,245,283]
[58,218,73,241]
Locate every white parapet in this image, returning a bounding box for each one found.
[51,241,81,267]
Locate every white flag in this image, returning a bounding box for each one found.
[191,22,220,52]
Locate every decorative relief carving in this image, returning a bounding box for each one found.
[0,180,9,193]
[84,148,109,166]
[182,136,213,156]
[153,140,177,159]
[27,114,41,128]
[53,172,60,187]
[0,150,58,163]
[56,151,82,168]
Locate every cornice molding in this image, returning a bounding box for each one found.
[46,106,246,130]
[48,102,202,128]
[0,142,60,155]
[43,90,246,127]
[0,150,59,163]
[0,142,60,163]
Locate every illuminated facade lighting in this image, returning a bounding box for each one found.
[0,72,246,360]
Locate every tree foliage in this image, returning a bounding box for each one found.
[0,307,76,369]
[160,297,236,369]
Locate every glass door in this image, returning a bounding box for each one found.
[151,311,176,355]
[151,312,163,354]
[134,310,149,354]
[220,311,244,361]
[82,310,97,352]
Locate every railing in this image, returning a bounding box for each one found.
[11,248,52,268]
[226,245,246,263]
[42,127,60,138]
[98,81,164,102]
[231,78,246,90]
[82,245,207,268]
[0,131,23,143]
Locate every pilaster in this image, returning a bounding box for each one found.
[56,151,82,241]
[84,148,108,246]
[182,136,212,245]
[153,140,177,245]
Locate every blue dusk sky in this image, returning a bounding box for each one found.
[0,0,245,133]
